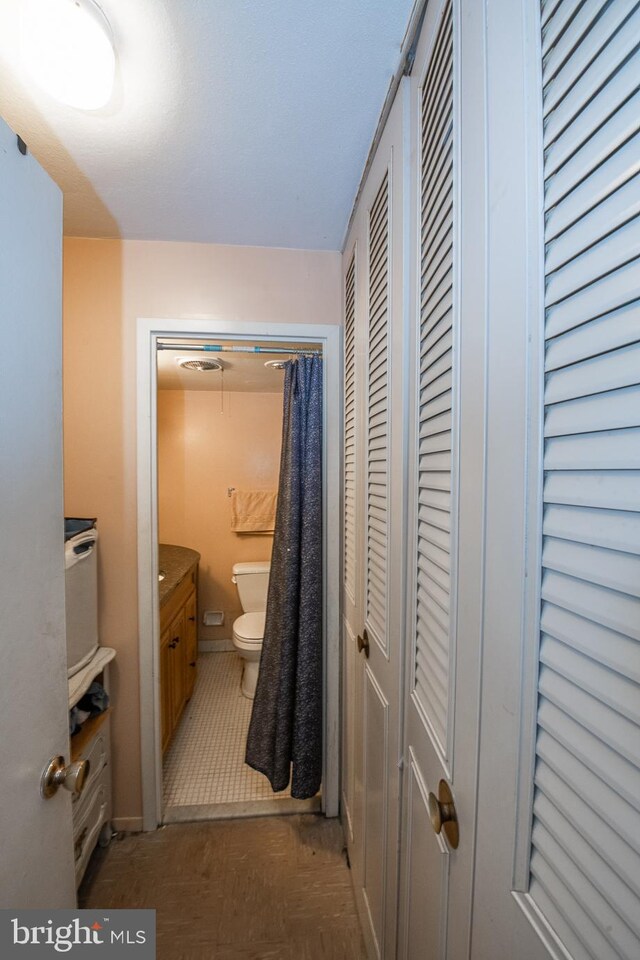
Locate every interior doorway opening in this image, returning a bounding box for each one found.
[136,318,341,832]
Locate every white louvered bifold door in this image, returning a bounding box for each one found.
[344,87,407,960]
[398,3,457,958]
[366,172,390,651]
[529,3,640,958]
[413,0,455,758]
[344,253,357,605]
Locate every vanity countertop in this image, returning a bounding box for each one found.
[159,543,200,606]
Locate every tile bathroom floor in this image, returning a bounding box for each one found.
[163,651,320,821]
[79,815,367,959]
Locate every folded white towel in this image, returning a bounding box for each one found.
[230,490,277,533]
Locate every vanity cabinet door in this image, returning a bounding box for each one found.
[184,590,197,701]
[168,608,186,730]
[160,625,173,754]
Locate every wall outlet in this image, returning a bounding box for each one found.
[203,610,224,626]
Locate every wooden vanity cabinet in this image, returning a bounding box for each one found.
[160,561,198,753]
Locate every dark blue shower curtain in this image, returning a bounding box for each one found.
[245,354,323,799]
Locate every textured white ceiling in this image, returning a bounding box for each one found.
[0,0,414,249]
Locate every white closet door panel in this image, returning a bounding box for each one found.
[531,15,640,951]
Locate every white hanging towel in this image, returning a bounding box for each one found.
[230,490,277,533]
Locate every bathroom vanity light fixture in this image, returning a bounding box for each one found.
[21,0,115,110]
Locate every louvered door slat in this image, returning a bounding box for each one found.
[365,172,390,650]
[413,4,454,755]
[541,0,583,57]
[530,5,640,956]
[545,219,640,306]
[545,304,640,369]
[543,0,636,108]
[546,130,640,244]
[537,730,640,855]
[543,502,640,553]
[532,824,637,959]
[545,344,640,403]
[540,637,640,723]
[538,699,640,812]
[545,85,640,205]
[535,785,640,930]
[543,10,640,138]
[545,385,640,436]
[546,173,640,274]
[344,254,357,603]
[541,602,640,679]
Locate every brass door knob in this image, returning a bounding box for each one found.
[427,779,459,849]
[357,628,370,658]
[41,756,90,799]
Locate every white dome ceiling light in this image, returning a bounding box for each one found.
[21,0,115,110]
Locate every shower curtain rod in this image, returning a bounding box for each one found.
[157,342,322,356]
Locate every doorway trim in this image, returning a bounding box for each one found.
[136,317,341,831]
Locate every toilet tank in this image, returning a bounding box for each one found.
[232,561,271,612]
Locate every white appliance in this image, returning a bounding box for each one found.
[64,520,99,677]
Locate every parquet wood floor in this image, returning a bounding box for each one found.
[79,814,367,959]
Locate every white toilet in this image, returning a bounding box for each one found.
[231,561,271,699]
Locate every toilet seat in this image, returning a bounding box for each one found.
[232,611,265,643]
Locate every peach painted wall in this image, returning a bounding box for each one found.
[157,388,283,640]
[62,238,341,827]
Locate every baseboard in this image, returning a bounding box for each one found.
[111,816,144,834]
[198,639,234,653]
[163,795,322,824]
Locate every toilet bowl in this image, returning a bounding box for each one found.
[232,612,266,699]
[231,561,270,699]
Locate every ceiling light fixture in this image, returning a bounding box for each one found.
[21,0,115,110]
[264,360,288,370]
[176,358,224,372]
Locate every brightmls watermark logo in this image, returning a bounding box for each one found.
[0,910,155,957]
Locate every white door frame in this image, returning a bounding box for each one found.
[136,317,341,831]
